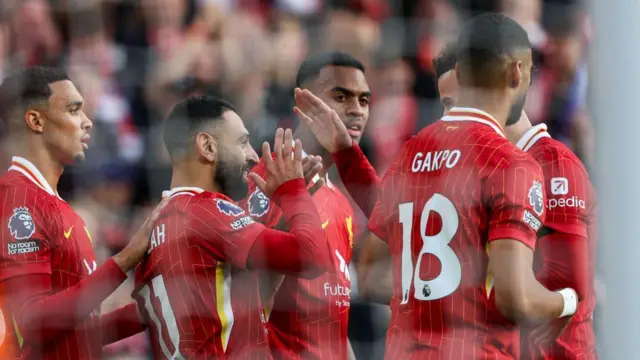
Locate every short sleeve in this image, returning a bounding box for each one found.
[0,186,54,281]
[241,160,284,228]
[485,159,546,250]
[189,195,267,269]
[542,158,591,238]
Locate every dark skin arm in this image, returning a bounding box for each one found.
[356,232,392,304]
[488,240,567,324]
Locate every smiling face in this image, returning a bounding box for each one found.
[307,65,371,144]
[212,110,259,200]
[34,80,93,164]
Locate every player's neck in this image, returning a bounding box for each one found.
[455,88,512,129]
[506,119,532,145]
[10,137,63,192]
[170,161,217,194]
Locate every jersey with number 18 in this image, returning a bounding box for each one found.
[368,108,546,359]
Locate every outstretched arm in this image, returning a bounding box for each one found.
[245,178,329,278]
[356,232,392,304]
[332,143,380,218]
[0,261,127,346]
[101,303,146,345]
[0,195,166,348]
[294,88,381,217]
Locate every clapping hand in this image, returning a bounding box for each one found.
[248,128,303,197]
[294,88,352,153]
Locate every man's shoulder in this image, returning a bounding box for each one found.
[382,122,536,186]
[0,171,39,193]
[529,137,589,180]
[187,192,252,228]
[414,121,524,160]
[0,175,61,249]
[0,172,60,213]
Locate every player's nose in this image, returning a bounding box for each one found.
[346,99,365,118]
[81,111,93,131]
[246,144,259,164]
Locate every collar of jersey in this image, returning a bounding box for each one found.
[515,123,551,152]
[8,156,60,198]
[441,107,505,138]
[163,187,205,199]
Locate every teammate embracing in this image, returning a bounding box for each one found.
[294,14,581,359]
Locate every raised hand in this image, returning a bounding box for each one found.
[294,88,352,153]
[113,197,170,273]
[248,128,304,197]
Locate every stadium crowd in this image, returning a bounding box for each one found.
[0,0,594,359]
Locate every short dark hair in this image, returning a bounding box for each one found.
[433,43,457,79]
[163,95,237,161]
[0,66,70,127]
[543,5,582,38]
[295,51,365,88]
[455,13,531,88]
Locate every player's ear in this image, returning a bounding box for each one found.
[196,132,217,163]
[509,60,523,89]
[24,109,45,134]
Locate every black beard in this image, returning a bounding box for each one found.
[506,94,527,126]
[74,153,85,164]
[214,159,249,201]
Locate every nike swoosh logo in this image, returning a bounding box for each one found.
[322,220,329,229]
[64,227,73,239]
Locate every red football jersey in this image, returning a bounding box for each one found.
[517,124,597,359]
[368,108,546,359]
[244,162,354,360]
[0,157,100,359]
[133,187,271,359]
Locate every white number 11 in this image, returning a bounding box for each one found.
[398,193,461,304]
[138,275,185,359]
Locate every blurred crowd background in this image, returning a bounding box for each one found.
[0,0,593,358]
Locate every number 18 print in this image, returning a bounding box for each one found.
[398,194,461,303]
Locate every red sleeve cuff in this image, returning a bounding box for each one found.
[332,141,358,163]
[0,262,51,282]
[544,222,588,238]
[488,228,537,250]
[272,178,306,205]
[101,303,145,345]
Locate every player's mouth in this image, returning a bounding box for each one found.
[241,163,254,181]
[81,135,91,150]
[345,123,363,138]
